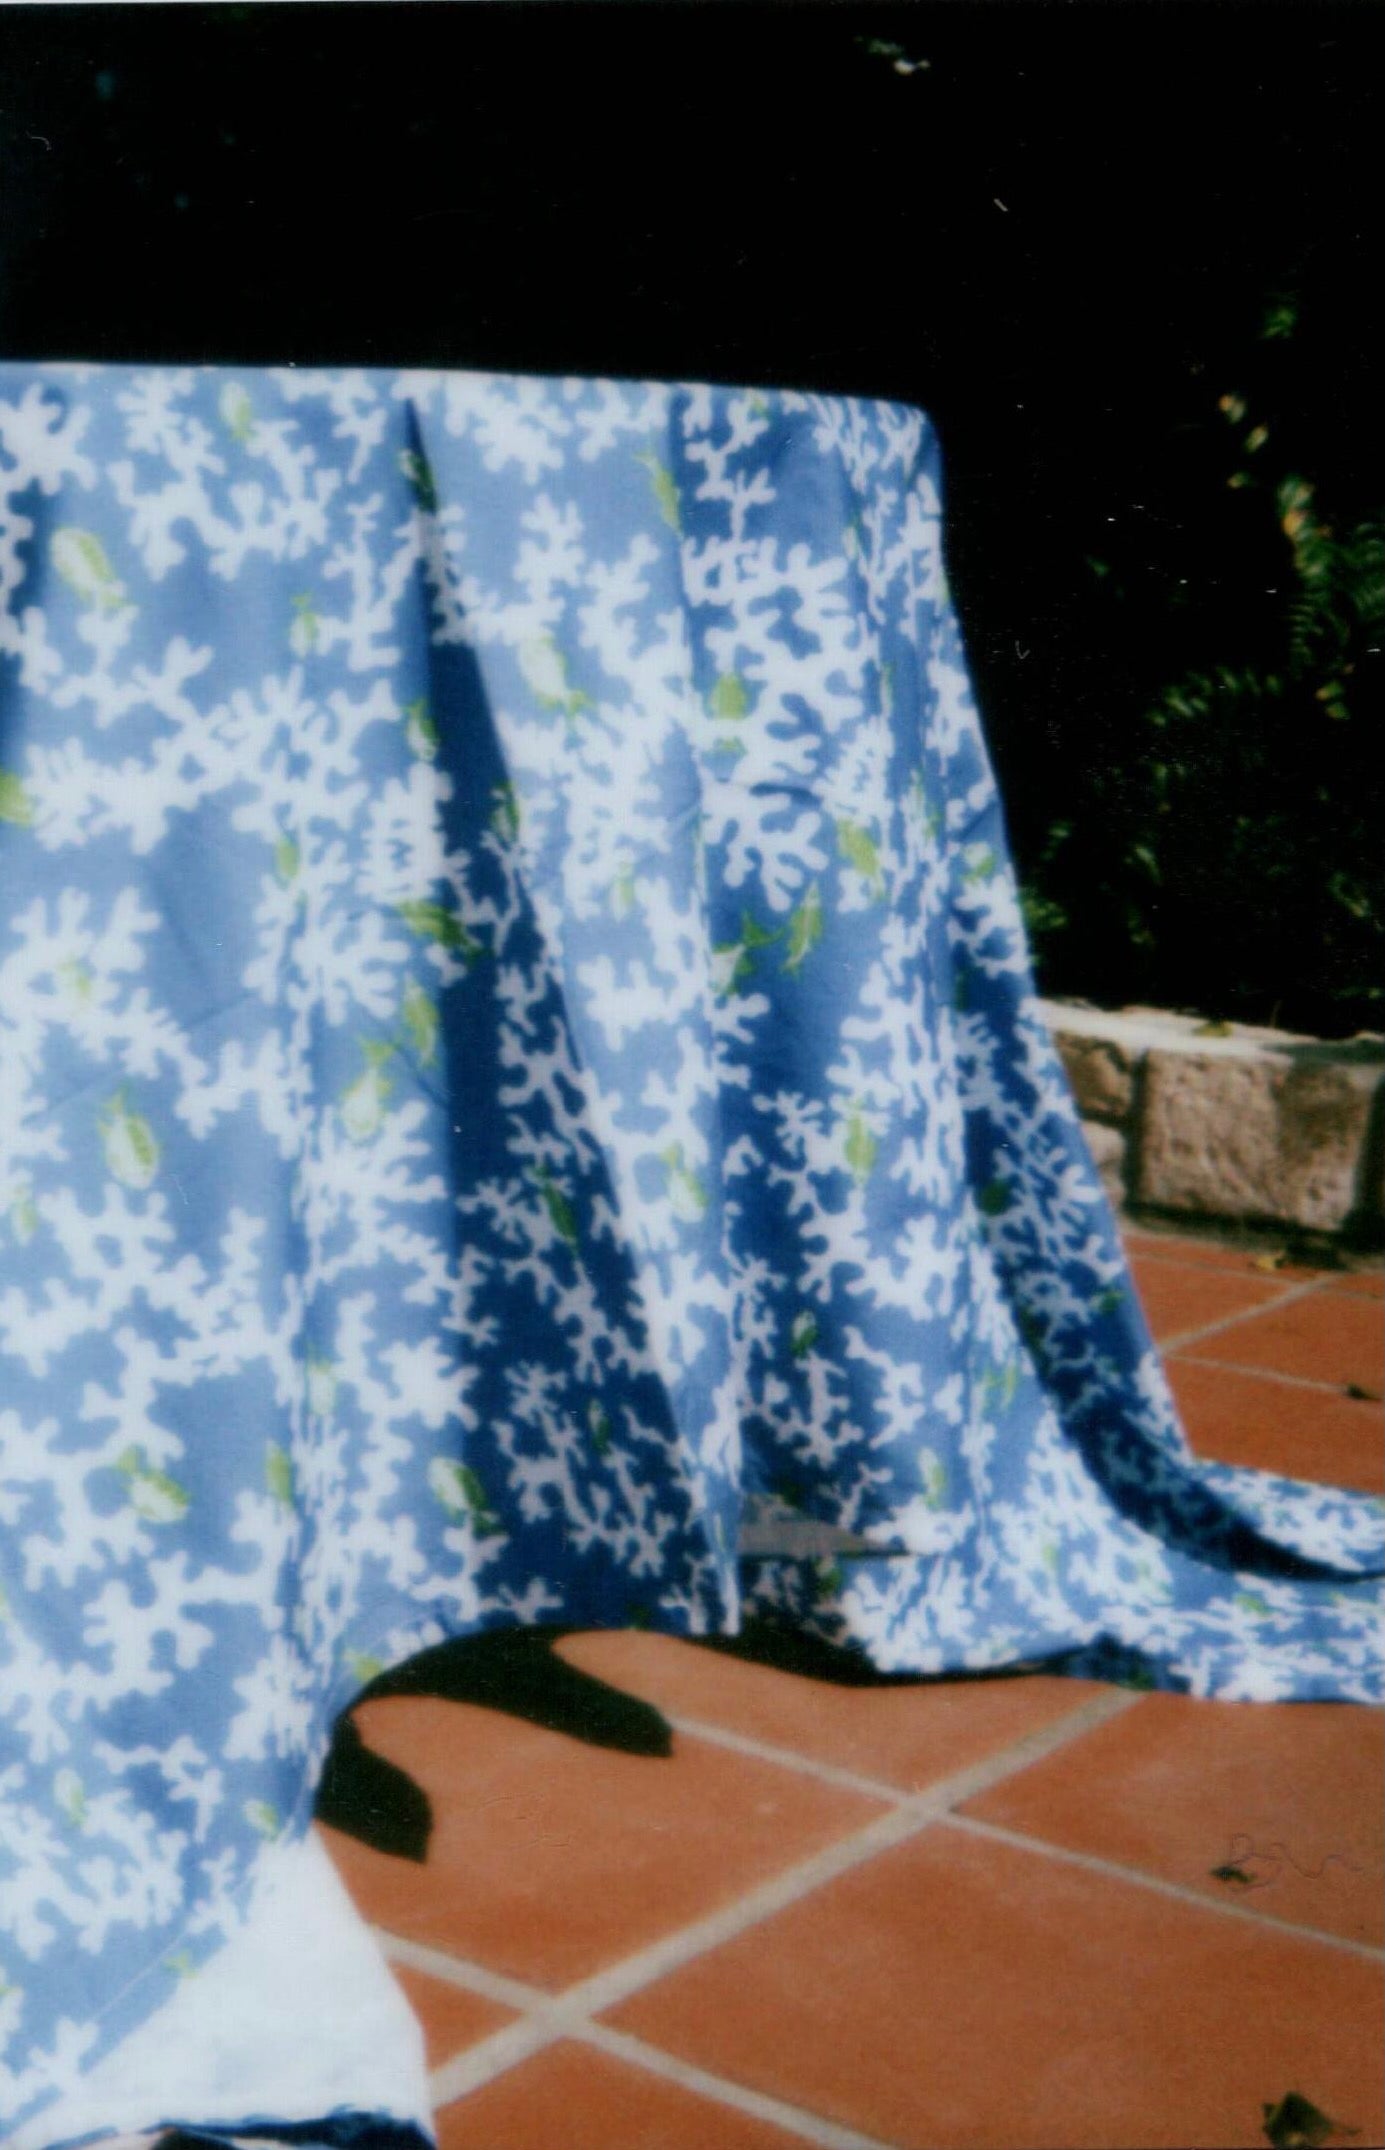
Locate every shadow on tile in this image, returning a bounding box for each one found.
[316,1629,674,1861]
[314,1619,1134,1864]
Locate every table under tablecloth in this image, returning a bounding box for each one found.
[1,361,1380,2146]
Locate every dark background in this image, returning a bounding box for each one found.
[2,0,1380,1032]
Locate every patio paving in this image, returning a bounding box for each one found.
[321,1228,1384,2150]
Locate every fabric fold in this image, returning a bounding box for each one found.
[1,361,1380,2145]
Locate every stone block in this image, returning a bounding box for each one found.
[1082,1119,1128,1204]
[1054,1034,1136,1124]
[1139,1046,1384,1233]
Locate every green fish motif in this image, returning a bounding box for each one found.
[165,1950,198,1981]
[51,527,128,613]
[398,447,439,513]
[790,1310,818,1361]
[917,1449,948,1509]
[306,1354,337,1417]
[815,1559,844,1601]
[273,832,300,886]
[747,392,770,419]
[783,882,824,974]
[1235,1591,1272,1619]
[843,1105,878,1186]
[659,1143,710,1222]
[491,783,521,843]
[977,1178,1011,1217]
[401,979,439,1067]
[116,1444,190,1525]
[243,1799,281,1839]
[517,635,592,721]
[836,819,885,898]
[709,672,751,720]
[99,1089,159,1190]
[636,450,682,535]
[1040,1539,1061,1578]
[427,1457,501,1535]
[340,1041,396,1144]
[289,592,320,656]
[741,913,781,953]
[906,767,930,822]
[983,1359,1021,1411]
[404,698,440,761]
[610,861,639,921]
[55,1768,88,1831]
[962,845,1000,885]
[265,1442,295,1508]
[534,1168,579,1249]
[1093,1286,1125,1316]
[345,1650,385,1686]
[218,382,256,445]
[0,770,34,827]
[711,937,752,996]
[8,1184,38,1246]
[714,911,781,995]
[58,959,94,1003]
[587,1400,613,1456]
[395,900,483,964]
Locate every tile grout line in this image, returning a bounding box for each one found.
[382,1668,1380,2072]
[423,2013,559,2109]
[1131,1246,1384,1298]
[1128,1249,1284,1277]
[581,2019,902,2150]
[377,1928,549,2015]
[939,1811,1385,1963]
[1155,1273,1333,1357]
[1130,1247,1347,1277]
[378,1933,895,2145]
[378,1686,1140,2118]
[664,1712,914,1804]
[374,1250,1372,2135]
[550,1687,1143,2021]
[1171,1349,1382,1401]
[650,1711,1385,1961]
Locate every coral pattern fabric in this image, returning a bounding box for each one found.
[1,364,1380,2139]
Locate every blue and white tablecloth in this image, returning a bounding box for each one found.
[1,362,1380,2146]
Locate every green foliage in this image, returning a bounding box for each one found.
[1019,292,1383,1037]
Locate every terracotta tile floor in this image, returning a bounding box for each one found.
[321,1228,1384,2150]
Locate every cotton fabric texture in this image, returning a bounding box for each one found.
[1,362,1380,2145]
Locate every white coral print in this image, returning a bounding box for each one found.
[0,361,1379,2138]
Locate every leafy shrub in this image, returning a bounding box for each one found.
[1015,295,1383,1039]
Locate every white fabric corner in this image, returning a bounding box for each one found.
[12,1830,433,2150]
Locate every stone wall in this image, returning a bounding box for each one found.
[1039,1000,1385,1244]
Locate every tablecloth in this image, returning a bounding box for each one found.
[1,361,1380,2145]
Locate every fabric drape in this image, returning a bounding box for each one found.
[1,362,1379,2145]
